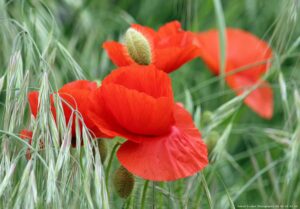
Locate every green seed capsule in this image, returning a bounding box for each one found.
[205,131,219,154]
[202,111,214,127]
[113,166,135,198]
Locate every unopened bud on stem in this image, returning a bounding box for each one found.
[202,111,214,127]
[113,166,135,198]
[205,131,219,154]
[124,28,152,65]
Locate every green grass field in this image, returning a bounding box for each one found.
[0,0,300,208]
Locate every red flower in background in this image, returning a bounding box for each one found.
[19,129,45,160]
[20,129,33,160]
[197,29,273,119]
[103,21,200,73]
[20,129,33,140]
[28,80,106,142]
[88,65,208,181]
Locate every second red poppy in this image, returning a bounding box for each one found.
[197,28,273,119]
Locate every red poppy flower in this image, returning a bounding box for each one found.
[28,80,106,140]
[197,28,273,119]
[103,21,200,73]
[88,65,208,181]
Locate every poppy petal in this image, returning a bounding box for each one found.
[28,80,105,138]
[197,28,273,118]
[197,28,272,78]
[89,89,172,143]
[101,83,174,136]
[157,21,182,38]
[226,75,273,119]
[102,65,173,98]
[117,104,208,181]
[59,80,97,92]
[103,41,134,67]
[28,91,39,117]
[153,31,200,73]
[57,80,97,125]
[88,66,175,142]
[56,80,105,137]
[131,24,156,42]
[196,31,220,75]
[154,45,199,73]
[88,91,123,139]
[224,29,272,79]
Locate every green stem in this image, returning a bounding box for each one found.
[152,181,156,209]
[125,195,132,209]
[141,180,149,209]
[105,142,120,186]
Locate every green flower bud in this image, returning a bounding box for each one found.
[205,131,219,154]
[113,166,135,198]
[97,139,107,163]
[202,111,213,127]
[124,28,152,65]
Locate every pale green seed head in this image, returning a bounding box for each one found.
[124,28,152,65]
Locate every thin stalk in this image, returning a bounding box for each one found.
[213,0,226,90]
[141,180,149,209]
[105,142,120,186]
[152,181,156,209]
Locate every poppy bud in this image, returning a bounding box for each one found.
[202,111,213,127]
[97,138,107,163]
[205,131,219,154]
[124,28,152,65]
[113,166,135,198]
